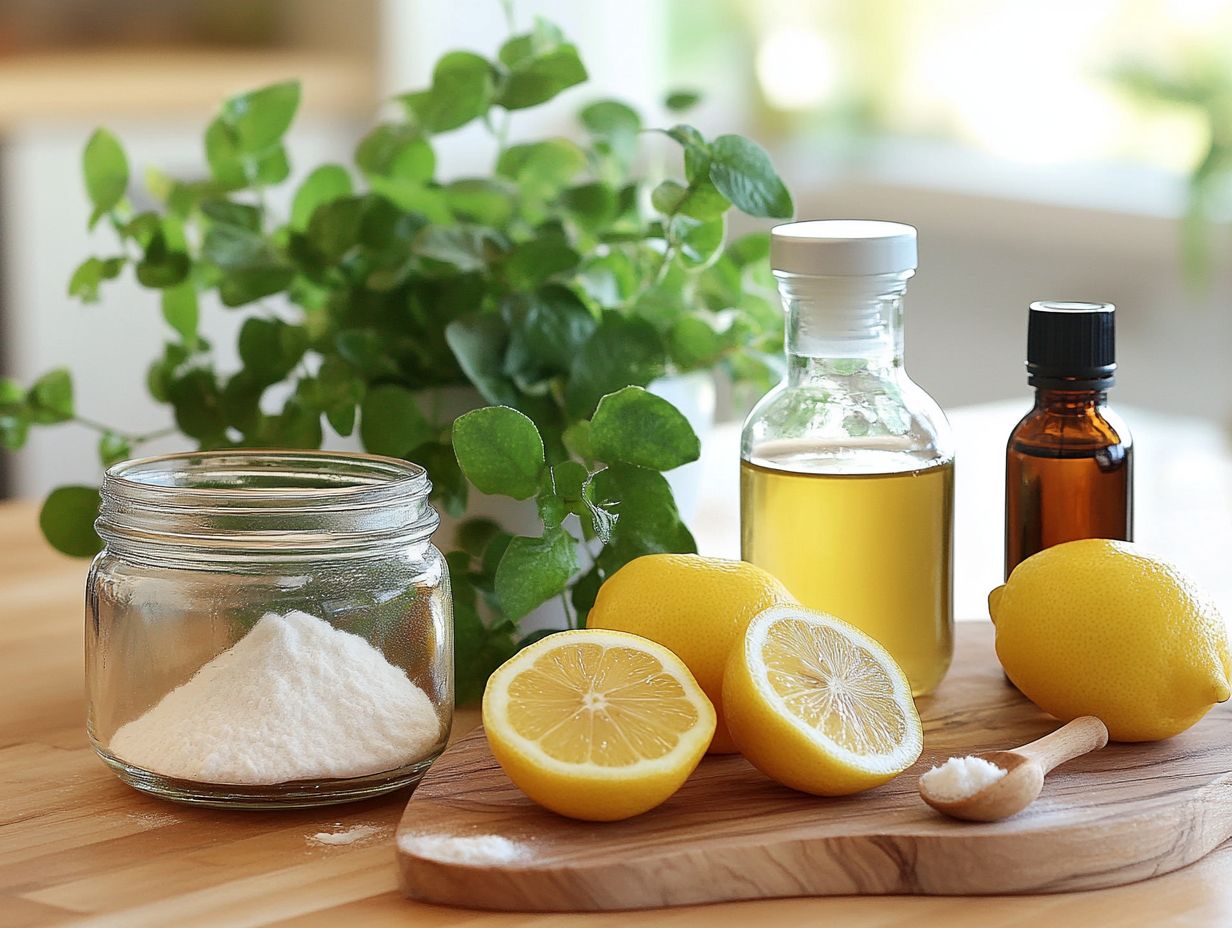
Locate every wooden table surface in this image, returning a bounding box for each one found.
[3,499,1231,926]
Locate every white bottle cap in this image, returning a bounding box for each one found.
[771,219,918,276]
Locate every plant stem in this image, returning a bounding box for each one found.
[73,415,175,447]
[500,0,516,32]
[560,590,577,629]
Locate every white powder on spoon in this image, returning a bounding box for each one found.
[109,610,441,785]
[919,755,1007,801]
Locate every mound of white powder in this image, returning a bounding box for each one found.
[109,610,442,785]
[919,755,1007,801]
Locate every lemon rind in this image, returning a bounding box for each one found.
[483,628,717,780]
[743,604,923,774]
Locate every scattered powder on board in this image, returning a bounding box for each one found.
[109,610,441,785]
[309,823,387,847]
[920,755,1007,801]
[399,833,528,866]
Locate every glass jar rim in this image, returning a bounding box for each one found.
[98,450,439,563]
[105,449,430,504]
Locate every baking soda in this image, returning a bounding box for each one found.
[919,755,1007,801]
[309,823,387,847]
[109,610,441,785]
[398,833,528,866]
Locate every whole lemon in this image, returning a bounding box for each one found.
[587,554,794,752]
[990,539,1231,741]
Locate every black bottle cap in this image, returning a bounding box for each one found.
[1026,300,1116,388]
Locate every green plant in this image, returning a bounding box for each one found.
[1,10,793,701]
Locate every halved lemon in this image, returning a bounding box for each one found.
[482,629,716,821]
[723,605,923,796]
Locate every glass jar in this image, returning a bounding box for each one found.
[740,220,955,695]
[87,450,453,808]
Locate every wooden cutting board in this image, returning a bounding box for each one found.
[396,623,1232,911]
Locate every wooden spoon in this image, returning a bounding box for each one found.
[919,715,1109,822]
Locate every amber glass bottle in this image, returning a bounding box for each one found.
[1005,301,1132,578]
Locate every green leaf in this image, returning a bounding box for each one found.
[445,314,519,407]
[497,139,587,198]
[290,165,353,231]
[82,129,128,215]
[450,560,517,705]
[204,117,248,188]
[218,265,295,307]
[503,285,598,382]
[68,256,125,303]
[135,231,191,288]
[665,89,701,112]
[559,182,618,231]
[336,329,399,379]
[359,385,434,458]
[498,44,587,111]
[502,237,579,291]
[580,99,640,137]
[728,231,771,267]
[167,369,227,443]
[312,358,364,436]
[413,224,499,272]
[588,463,696,572]
[221,80,301,154]
[707,135,794,219]
[457,517,503,559]
[415,439,468,518]
[27,369,74,423]
[590,386,700,471]
[494,527,580,620]
[651,178,729,221]
[670,213,726,268]
[452,406,545,500]
[355,124,434,180]
[161,283,199,348]
[202,222,270,267]
[401,52,495,133]
[444,178,516,225]
[98,432,131,468]
[200,198,262,231]
[499,17,565,67]
[562,419,594,463]
[264,396,323,449]
[669,313,726,368]
[238,318,308,385]
[564,311,666,418]
[552,460,589,502]
[366,177,451,222]
[39,486,103,558]
[306,196,366,262]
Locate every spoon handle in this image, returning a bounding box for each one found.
[1013,716,1109,773]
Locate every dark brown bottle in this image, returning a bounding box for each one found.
[1005,301,1132,578]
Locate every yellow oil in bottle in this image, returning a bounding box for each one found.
[740,448,954,695]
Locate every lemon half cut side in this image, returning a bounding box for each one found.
[724,604,923,796]
[482,628,716,821]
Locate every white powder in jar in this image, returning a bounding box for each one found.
[920,755,1007,801]
[109,610,442,785]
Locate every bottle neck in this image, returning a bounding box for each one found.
[777,271,910,386]
[1033,387,1111,413]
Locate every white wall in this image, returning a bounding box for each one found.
[1,118,362,498]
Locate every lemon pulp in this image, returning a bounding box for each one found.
[504,641,703,766]
[483,629,716,820]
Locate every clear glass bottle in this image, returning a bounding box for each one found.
[1005,301,1132,577]
[87,450,453,808]
[740,220,955,695]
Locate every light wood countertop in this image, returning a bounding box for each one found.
[1,487,1230,924]
[0,49,376,128]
